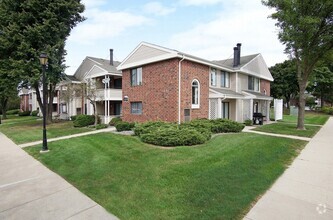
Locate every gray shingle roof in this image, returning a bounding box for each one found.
[213,54,259,70]
[210,88,245,98]
[87,57,121,74]
[243,90,273,100]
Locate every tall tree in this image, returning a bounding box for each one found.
[269,59,299,109]
[262,0,333,130]
[0,0,85,123]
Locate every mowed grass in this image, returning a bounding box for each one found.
[254,123,320,138]
[279,113,329,125]
[0,116,93,144]
[25,132,306,220]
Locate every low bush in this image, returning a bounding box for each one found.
[322,106,333,115]
[180,119,212,141]
[134,121,174,136]
[18,111,31,116]
[73,115,95,127]
[210,119,245,133]
[31,110,39,116]
[116,121,135,132]
[141,127,206,146]
[6,109,20,115]
[244,119,253,126]
[109,117,122,126]
[96,124,108,130]
[70,115,77,121]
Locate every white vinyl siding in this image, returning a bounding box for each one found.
[211,68,217,86]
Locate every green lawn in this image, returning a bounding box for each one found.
[0,116,94,144]
[278,113,329,125]
[254,123,320,138]
[25,132,306,220]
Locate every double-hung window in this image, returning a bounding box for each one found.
[248,76,260,92]
[211,68,217,86]
[131,67,142,86]
[130,102,142,115]
[221,71,230,88]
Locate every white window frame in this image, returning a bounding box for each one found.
[210,68,217,86]
[131,67,142,86]
[221,71,230,88]
[130,102,142,115]
[192,79,200,109]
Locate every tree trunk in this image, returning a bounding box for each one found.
[93,102,98,126]
[0,97,8,119]
[34,82,49,124]
[47,83,56,123]
[297,83,306,130]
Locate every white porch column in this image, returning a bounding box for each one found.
[217,98,222,118]
[250,99,254,120]
[266,101,271,122]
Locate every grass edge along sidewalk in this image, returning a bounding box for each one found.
[25,132,307,220]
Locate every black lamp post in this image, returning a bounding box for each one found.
[39,53,49,153]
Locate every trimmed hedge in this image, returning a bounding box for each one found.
[109,117,122,126]
[70,115,77,121]
[116,121,135,132]
[96,124,108,130]
[141,127,206,146]
[73,115,95,127]
[210,119,245,133]
[134,121,175,136]
[31,110,39,116]
[6,109,20,115]
[322,106,333,115]
[180,119,212,141]
[18,111,31,116]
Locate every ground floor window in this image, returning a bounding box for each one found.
[61,104,67,113]
[222,102,229,119]
[131,102,142,115]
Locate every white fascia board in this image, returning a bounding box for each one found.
[117,53,178,70]
[242,91,273,100]
[180,54,234,72]
[85,65,107,79]
[238,69,274,81]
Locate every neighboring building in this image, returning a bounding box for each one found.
[59,49,122,123]
[19,88,39,113]
[117,42,273,123]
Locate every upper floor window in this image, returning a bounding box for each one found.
[248,76,260,91]
[131,67,142,86]
[192,79,200,108]
[221,71,230,88]
[210,68,217,86]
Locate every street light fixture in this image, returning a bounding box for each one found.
[40,52,49,153]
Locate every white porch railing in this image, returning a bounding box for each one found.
[96,89,122,101]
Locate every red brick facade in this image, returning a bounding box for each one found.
[260,79,270,96]
[122,58,209,123]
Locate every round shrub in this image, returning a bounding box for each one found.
[134,121,175,136]
[73,115,95,127]
[210,119,245,133]
[140,127,206,146]
[180,120,212,141]
[31,110,39,116]
[18,111,31,116]
[116,121,135,132]
[244,119,253,126]
[70,115,77,121]
[6,109,20,115]
[109,117,122,126]
[96,124,108,130]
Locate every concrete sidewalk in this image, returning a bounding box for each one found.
[19,127,116,148]
[0,132,118,220]
[244,117,333,220]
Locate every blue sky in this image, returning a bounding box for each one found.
[65,0,287,75]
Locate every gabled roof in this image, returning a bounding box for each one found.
[117,42,234,72]
[214,54,274,81]
[210,88,245,99]
[74,56,121,81]
[118,42,273,82]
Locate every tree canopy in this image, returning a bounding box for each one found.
[263,0,333,129]
[269,59,298,108]
[0,0,85,121]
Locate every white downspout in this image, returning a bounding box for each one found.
[178,55,185,124]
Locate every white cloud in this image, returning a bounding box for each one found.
[82,0,107,8]
[143,2,176,16]
[68,8,150,44]
[179,0,224,6]
[169,0,286,67]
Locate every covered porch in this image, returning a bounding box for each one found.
[96,101,122,124]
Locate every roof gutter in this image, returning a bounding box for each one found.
[178,55,185,125]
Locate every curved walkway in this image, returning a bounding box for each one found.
[0,132,118,220]
[244,117,333,219]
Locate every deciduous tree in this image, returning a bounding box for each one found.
[262,0,333,130]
